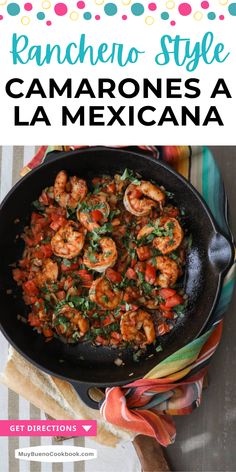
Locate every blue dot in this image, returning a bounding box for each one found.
[104,3,117,16]
[161,11,169,20]
[228,3,236,15]
[7,3,20,16]
[83,11,92,20]
[207,12,216,20]
[37,11,45,20]
[131,3,145,16]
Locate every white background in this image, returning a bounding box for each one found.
[0,2,235,144]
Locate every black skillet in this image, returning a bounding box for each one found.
[0,147,234,409]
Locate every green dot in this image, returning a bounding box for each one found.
[104,3,117,16]
[131,3,145,16]
[7,3,20,16]
[37,11,45,20]
[83,11,92,20]
[228,3,236,16]
[207,12,216,20]
[161,11,169,20]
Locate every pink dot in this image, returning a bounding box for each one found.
[24,3,32,11]
[148,2,157,11]
[201,1,209,9]
[219,14,224,20]
[122,14,127,20]
[77,1,85,8]
[46,20,52,25]
[54,3,68,16]
[170,20,176,25]
[95,14,100,20]
[0,15,3,20]
[178,3,192,16]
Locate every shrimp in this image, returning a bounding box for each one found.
[154,256,179,288]
[137,217,184,255]
[120,309,155,347]
[77,195,110,231]
[54,170,88,209]
[89,276,122,309]
[83,237,117,273]
[53,304,89,338]
[51,221,86,259]
[36,258,58,287]
[124,181,165,217]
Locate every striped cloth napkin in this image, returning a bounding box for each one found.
[23,145,236,447]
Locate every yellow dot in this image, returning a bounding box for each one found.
[219,0,228,4]
[166,1,175,9]
[122,0,132,5]
[95,0,104,5]
[145,16,155,25]
[0,0,7,5]
[42,1,51,9]
[21,16,30,25]
[194,11,203,20]
[70,11,79,20]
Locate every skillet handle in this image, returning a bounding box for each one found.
[209,232,234,275]
[71,382,104,410]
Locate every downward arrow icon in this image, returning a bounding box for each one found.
[82,425,92,432]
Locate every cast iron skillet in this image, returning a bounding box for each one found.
[0,147,234,408]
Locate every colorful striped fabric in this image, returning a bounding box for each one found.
[24,145,236,448]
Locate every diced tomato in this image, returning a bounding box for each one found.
[95,335,109,346]
[61,261,80,272]
[107,182,115,193]
[77,269,93,288]
[145,263,156,285]
[159,288,177,299]
[126,268,137,280]
[24,295,38,305]
[50,214,67,231]
[31,212,44,224]
[106,268,122,284]
[111,331,122,341]
[162,294,184,309]
[56,290,66,301]
[158,322,171,336]
[91,209,103,222]
[43,327,54,337]
[164,206,180,218]
[136,246,152,261]
[23,280,39,296]
[102,314,115,326]
[28,313,41,327]
[162,311,175,320]
[13,268,25,282]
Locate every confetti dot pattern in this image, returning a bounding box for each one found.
[0,0,234,25]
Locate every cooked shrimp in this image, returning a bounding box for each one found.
[51,221,86,259]
[78,195,110,231]
[53,304,89,337]
[120,309,155,347]
[124,181,165,217]
[36,258,58,287]
[137,217,184,255]
[154,256,179,287]
[83,237,117,273]
[54,170,88,209]
[89,276,122,309]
